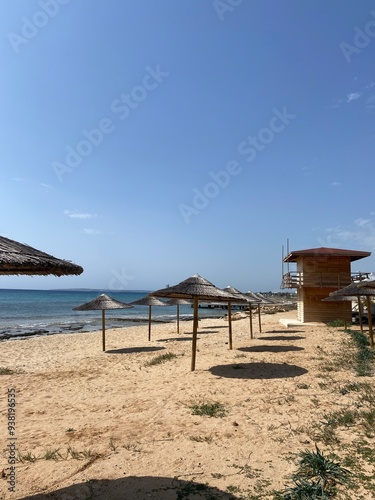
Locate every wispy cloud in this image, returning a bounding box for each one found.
[331,181,341,187]
[82,228,102,235]
[316,218,375,251]
[346,92,361,103]
[355,218,370,227]
[64,210,97,219]
[366,95,375,111]
[330,81,375,109]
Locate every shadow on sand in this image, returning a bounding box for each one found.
[238,345,304,353]
[19,475,240,500]
[266,329,305,334]
[259,335,305,341]
[156,336,192,342]
[201,324,228,329]
[106,346,165,354]
[209,362,308,379]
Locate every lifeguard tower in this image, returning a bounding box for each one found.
[282,247,371,323]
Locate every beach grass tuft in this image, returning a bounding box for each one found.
[189,401,228,418]
[18,451,38,463]
[144,352,177,367]
[278,445,352,499]
[109,437,118,452]
[0,367,15,375]
[44,448,63,461]
[66,446,82,460]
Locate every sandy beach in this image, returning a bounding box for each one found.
[0,310,374,499]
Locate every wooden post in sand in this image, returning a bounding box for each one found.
[358,297,364,334]
[102,309,106,351]
[177,303,180,334]
[148,305,152,341]
[258,304,262,333]
[366,296,374,348]
[228,302,233,350]
[249,305,253,339]
[191,297,199,371]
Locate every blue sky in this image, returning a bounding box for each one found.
[0,0,374,292]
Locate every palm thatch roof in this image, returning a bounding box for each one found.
[165,298,192,306]
[0,235,83,276]
[244,291,262,303]
[358,280,375,289]
[151,274,246,302]
[327,283,375,298]
[222,285,250,302]
[326,283,375,348]
[128,295,167,307]
[73,294,133,311]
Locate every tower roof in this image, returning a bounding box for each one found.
[283,247,371,263]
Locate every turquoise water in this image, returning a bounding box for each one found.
[0,289,225,339]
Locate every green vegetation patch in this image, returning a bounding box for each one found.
[144,352,177,367]
[189,401,228,418]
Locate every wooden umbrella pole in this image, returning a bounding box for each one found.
[228,302,233,350]
[249,305,253,339]
[102,309,106,351]
[148,305,152,341]
[177,304,180,334]
[366,296,374,348]
[358,297,364,334]
[258,304,262,333]
[191,297,199,371]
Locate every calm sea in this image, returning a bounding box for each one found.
[0,289,224,340]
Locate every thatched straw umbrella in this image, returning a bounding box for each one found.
[73,294,133,351]
[151,274,246,371]
[222,286,255,339]
[322,294,359,331]
[325,283,375,347]
[165,298,192,334]
[128,295,167,341]
[358,280,375,288]
[0,235,83,276]
[244,291,263,334]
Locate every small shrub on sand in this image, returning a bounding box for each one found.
[278,445,351,499]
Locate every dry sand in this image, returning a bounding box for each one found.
[0,310,374,499]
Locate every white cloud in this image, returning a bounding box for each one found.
[316,221,375,251]
[331,181,341,187]
[346,92,361,103]
[82,228,102,235]
[64,210,97,219]
[355,218,370,227]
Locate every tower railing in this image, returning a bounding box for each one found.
[281,271,371,289]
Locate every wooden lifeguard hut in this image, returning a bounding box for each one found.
[282,247,371,323]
